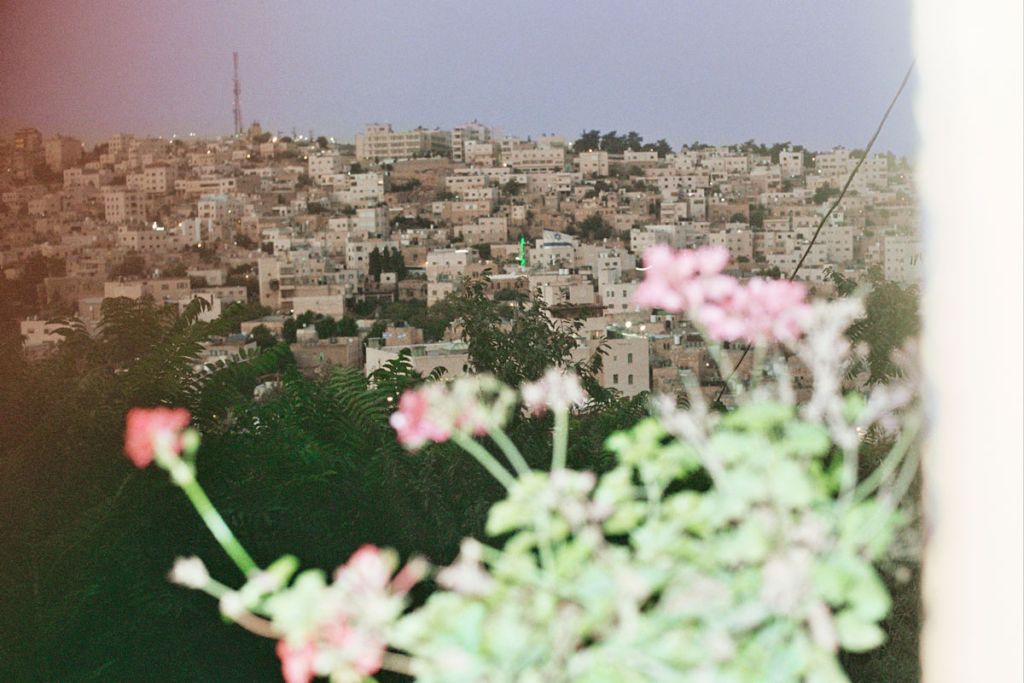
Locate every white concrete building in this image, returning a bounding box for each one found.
[578,151,609,177]
[355,123,451,160]
[103,187,147,225]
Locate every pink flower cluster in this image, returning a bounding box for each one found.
[124,407,191,468]
[632,245,812,344]
[276,545,426,683]
[389,385,452,450]
[521,368,588,415]
[389,375,515,450]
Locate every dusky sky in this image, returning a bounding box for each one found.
[0,0,916,153]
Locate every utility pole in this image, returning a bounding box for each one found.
[232,52,243,136]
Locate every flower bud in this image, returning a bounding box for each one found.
[168,556,210,589]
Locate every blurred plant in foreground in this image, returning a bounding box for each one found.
[127,247,919,682]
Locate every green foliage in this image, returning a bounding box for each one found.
[572,130,672,156]
[234,232,257,249]
[377,300,457,343]
[814,185,842,205]
[445,279,604,391]
[390,178,421,192]
[4,297,604,679]
[749,204,766,228]
[249,324,276,350]
[0,278,921,681]
[392,380,914,681]
[369,247,408,282]
[577,213,615,241]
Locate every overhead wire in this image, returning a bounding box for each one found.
[712,61,916,404]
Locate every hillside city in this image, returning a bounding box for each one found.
[1,121,919,401]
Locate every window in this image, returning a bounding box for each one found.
[612,374,619,384]
[627,353,634,363]
[628,374,634,385]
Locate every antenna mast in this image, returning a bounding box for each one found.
[232,51,243,135]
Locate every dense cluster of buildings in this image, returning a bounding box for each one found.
[1,120,919,400]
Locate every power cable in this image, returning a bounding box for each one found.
[713,60,916,403]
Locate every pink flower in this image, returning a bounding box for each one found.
[390,557,429,595]
[521,369,588,414]
[323,616,385,675]
[124,407,191,468]
[743,278,812,343]
[633,245,735,313]
[696,278,812,344]
[693,245,730,274]
[389,389,451,450]
[276,639,317,683]
[334,545,392,592]
[389,376,515,450]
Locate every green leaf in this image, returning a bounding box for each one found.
[720,401,794,432]
[842,393,867,423]
[769,460,815,508]
[835,610,886,652]
[781,421,832,458]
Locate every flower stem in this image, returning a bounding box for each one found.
[552,408,569,471]
[452,433,516,490]
[178,476,259,577]
[701,335,744,401]
[488,427,531,477]
[382,652,416,677]
[852,412,922,505]
[750,343,766,390]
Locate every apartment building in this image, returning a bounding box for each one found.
[884,234,921,284]
[602,281,640,313]
[175,175,259,198]
[355,123,451,161]
[578,151,610,177]
[44,136,83,173]
[502,146,565,172]
[456,216,508,245]
[308,153,343,182]
[451,121,493,163]
[104,277,191,304]
[103,187,147,225]
[127,164,177,194]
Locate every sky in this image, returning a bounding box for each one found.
[0,0,916,153]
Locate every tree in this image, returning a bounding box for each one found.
[112,254,147,278]
[813,185,841,205]
[234,232,256,249]
[336,316,358,337]
[316,136,329,149]
[249,324,276,350]
[314,315,338,339]
[846,277,921,385]
[649,139,673,157]
[368,247,383,282]
[282,317,298,343]
[381,247,407,279]
[446,278,607,394]
[578,213,614,241]
[501,179,522,196]
[365,319,387,343]
[573,130,601,153]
